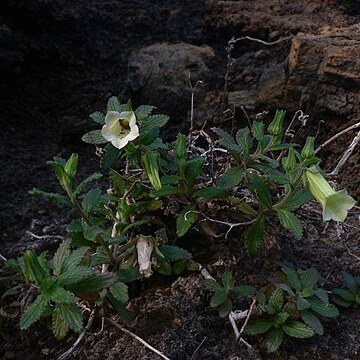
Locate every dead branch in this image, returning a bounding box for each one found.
[105,317,170,360]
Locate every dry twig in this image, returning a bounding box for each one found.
[190,337,207,360]
[185,210,256,239]
[105,317,170,360]
[315,121,360,154]
[58,310,95,360]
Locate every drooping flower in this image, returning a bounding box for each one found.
[305,166,356,222]
[101,111,139,149]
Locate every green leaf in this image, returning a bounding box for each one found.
[232,285,256,296]
[158,245,192,262]
[219,137,241,155]
[245,214,265,255]
[160,175,183,185]
[82,189,101,215]
[66,273,117,293]
[331,295,352,308]
[184,157,205,186]
[228,196,257,216]
[344,272,358,294]
[82,130,108,144]
[252,121,265,142]
[282,189,313,211]
[20,295,48,330]
[282,321,315,338]
[152,185,181,197]
[74,173,103,197]
[249,175,272,208]
[300,309,323,335]
[245,319,274,335]
[297,296,311,310]
[48,287,74,303]
[307,299,339,318]
[63,248,89,271]
[300,268,319,290]
[176,206,196,237]
[203,279,223,293]
[222,271,234,292]
[117,268,142,283]
[23,250,49,288]
[109,282,129,303]
[52,307,69,340]
[211,127,234,143]
[101,143,120,169]
[218,167,245,189]
[107,96,121,112]
[135,105,156,120]
[269,289,284,311]
[58,266,93,286]
[29,188,72,207]
[236,127,253,153]
[314,288,328,303]
[83,226,103,241]
[332,288,355,302]
[194,187,229,200]
[266,328,283,353]
[210,291,228,307]
[53,240,71,276]
[276,209,302,239]
[108,293,132,323]
[218,298,233,318]
[58,303,83,333]
[280,265,301,291]
[89,111,105,125]
[140,114,169,133]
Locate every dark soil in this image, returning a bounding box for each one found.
[0,1,359,359]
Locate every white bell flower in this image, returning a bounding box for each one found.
[101,111,139,149]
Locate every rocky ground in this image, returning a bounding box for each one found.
[0,0,359,359]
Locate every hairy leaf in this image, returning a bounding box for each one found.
[281,265,301,291]
[245,214,265,255]
[203,279,223,293]
[266,328,283,353]
[269,288,284,311]
[109,282,129,303]
[176,206,196,237]
[159,245,192,262]
[89,111,105,125]
[276,209,302,239]
[210,291,228,307]
[20,295,47,330]
[245,319,274,335]
[82,130,108,145]
[58,303,83,333]
[52,307,70,340]
[222,271,234,292]
[282,321,315,338]
[300,309,323,335]
[29,188,72,207]
[101,143,120,169]
[74,173,103,197]
[218,167,245,189]
[308,299,339,318]
[233,285,256,296]
[107,96,121,112]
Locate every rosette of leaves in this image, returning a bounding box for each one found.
[245,288,315,353]
[275,264,339,335]
[203,271,256,317]
[10,240,127,340]
[332,273,360,308]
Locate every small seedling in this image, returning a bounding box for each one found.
[332,273,360,308]
[203,271,256,317]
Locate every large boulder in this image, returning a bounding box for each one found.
[126,42,218,127]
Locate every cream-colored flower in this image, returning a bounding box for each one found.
[305,166,356,222]
[101,111,139,149]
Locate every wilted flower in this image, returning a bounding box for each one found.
[101,111,139,149]
[305,166,356,222]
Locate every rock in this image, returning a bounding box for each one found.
[126,42,218,127]
[257,24,360,121]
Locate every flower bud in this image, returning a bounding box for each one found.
[142,151,162,190]
[268,110,285,137]
[284,147,297,173]
[305,166,356,222]
[301,136,315,160]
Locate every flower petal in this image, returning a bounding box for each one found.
[323,189,356,222]
[111,136,129,150]
[105,111,121,126]
[127,124,139,141]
